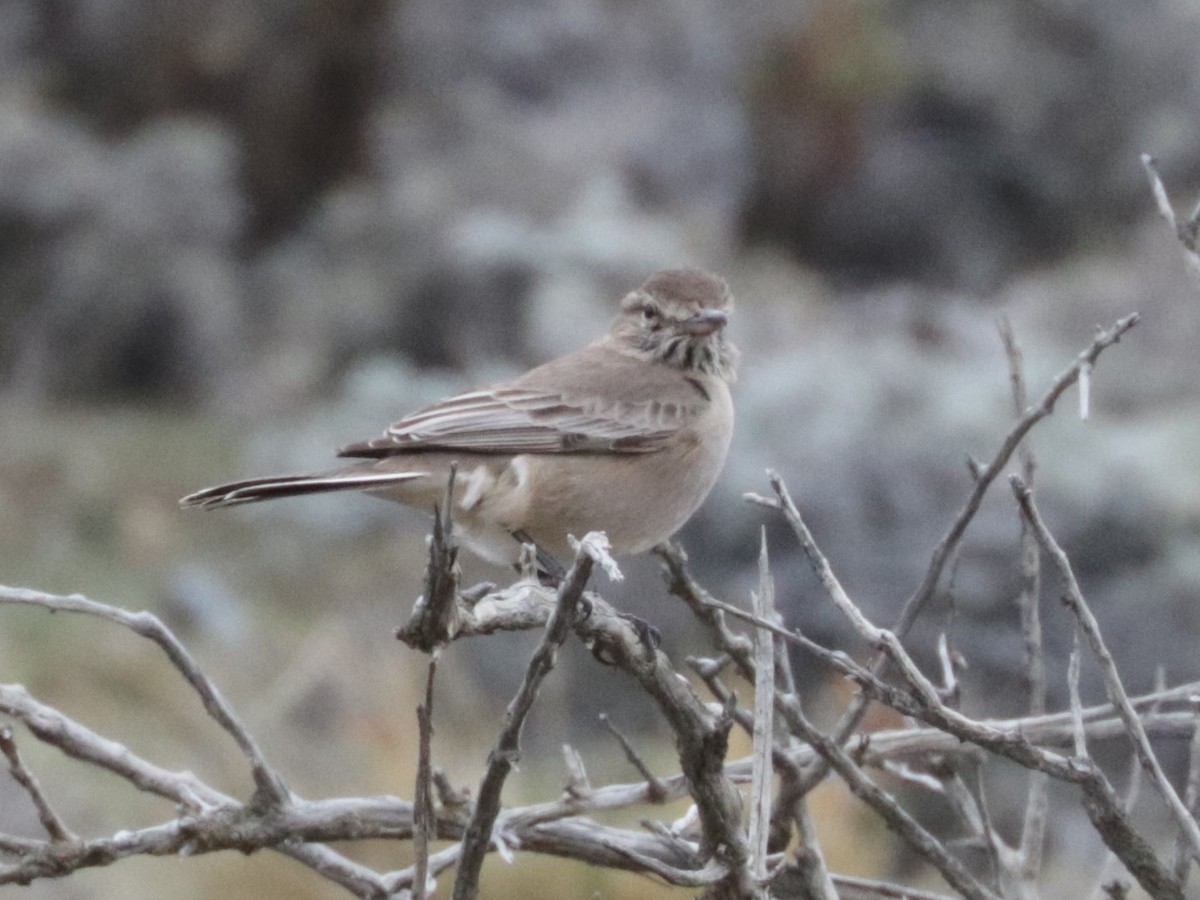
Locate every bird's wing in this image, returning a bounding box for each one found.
[337,387,689,458]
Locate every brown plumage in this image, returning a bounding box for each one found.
[181,267,738,564]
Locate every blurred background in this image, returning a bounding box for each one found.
[3,0,1200,896]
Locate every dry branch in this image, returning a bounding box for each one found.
[5,304,1196,900]
[452,532,605,899]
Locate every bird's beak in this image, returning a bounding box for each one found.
[679,309,728,336]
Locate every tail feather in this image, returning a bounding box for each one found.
[180,471,427,509]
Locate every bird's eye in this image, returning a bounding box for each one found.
[641,306,658,321]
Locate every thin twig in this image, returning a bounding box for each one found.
[1171,692,1200,885]
[0,726,75,842]
[1142,154,1200,267]
[748,530,776,883]
[787,796,838,899]
[1012,476,1200,866]
[747,314,1139,650]
[4,588,1200,893]
[1068,627,1087,759]
[1075,764,1184,900]
[969,760,1006,894]
[748,315,1138,789]
[662,539,998,898]
[1089,670,1168,900]
[599,714,668,803]
[578,573,759,896]
[413,652,439,900]
[560,743,591,799]
[0,682,224,810]
[0,586,289,806]
[452,533,605,900]
[894,312,1138,640]
[1142,153,1200,287]
[1053,636,1181,899]
[999,315,1049,884]
[829,873,960,899]
[771,695,1003,900]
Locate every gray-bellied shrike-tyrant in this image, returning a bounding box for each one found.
[182,268,739,566]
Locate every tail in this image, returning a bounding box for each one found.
[180,470,427,509]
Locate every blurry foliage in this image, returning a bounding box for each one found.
[742,0,1200,288]
[40,0,392,244]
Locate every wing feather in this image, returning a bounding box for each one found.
[337,386,683,458]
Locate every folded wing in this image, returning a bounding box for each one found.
[338,387,684,458]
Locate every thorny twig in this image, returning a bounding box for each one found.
[5,304,1196,899]
[745,312,1138,792]
[2,572,1199,895]
[452,533,608,900]
[1013,475,1200,868]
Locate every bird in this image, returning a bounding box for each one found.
[181,267,739,568]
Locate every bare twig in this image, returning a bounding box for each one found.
[748,530,776,883]
[745,460,1193,899]
[0,726,75,842]
[935,632,958,702]
[658,544,893,698]
[967,762,1007,894]
[1075,765,1184,900]
[748,315,1138,790]
[560,743,591,798]
[747,315,1138,655]
[0,682,220,812]
[771,695,1003,900]
[0,586,289,806]
[829,873,959,899]
[1142,153,1200,284]
[891,311,1138,639]
[564,573,759,896]
[475,573,1200,777]
[786,796,838,900]
[1068,627,1088,759]
[599,714,668,803]
[999,315,1049,884]
[749,473,886,645]
[1172,692,1200,885]
[1012,476,1200,867]
[1089,671,1168,900]
[4,579,1200,895]
[0,682,404,897]
[1078,361,1093,421]
[453,533,607,900]
[413,652,439,900]
[663,536,998,897]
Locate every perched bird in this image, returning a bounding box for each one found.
[182,268,738,566]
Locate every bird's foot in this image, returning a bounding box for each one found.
[511,530,567,586]
[620,613,662,656]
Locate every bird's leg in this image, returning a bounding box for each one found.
[510,530,568,587]
[507,532,657,657]
[507,532,660,658]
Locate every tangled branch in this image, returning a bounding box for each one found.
[7,311,1198,899]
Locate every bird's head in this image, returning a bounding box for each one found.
[612,268,739,382]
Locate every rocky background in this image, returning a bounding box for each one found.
[3,1,1200,897]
